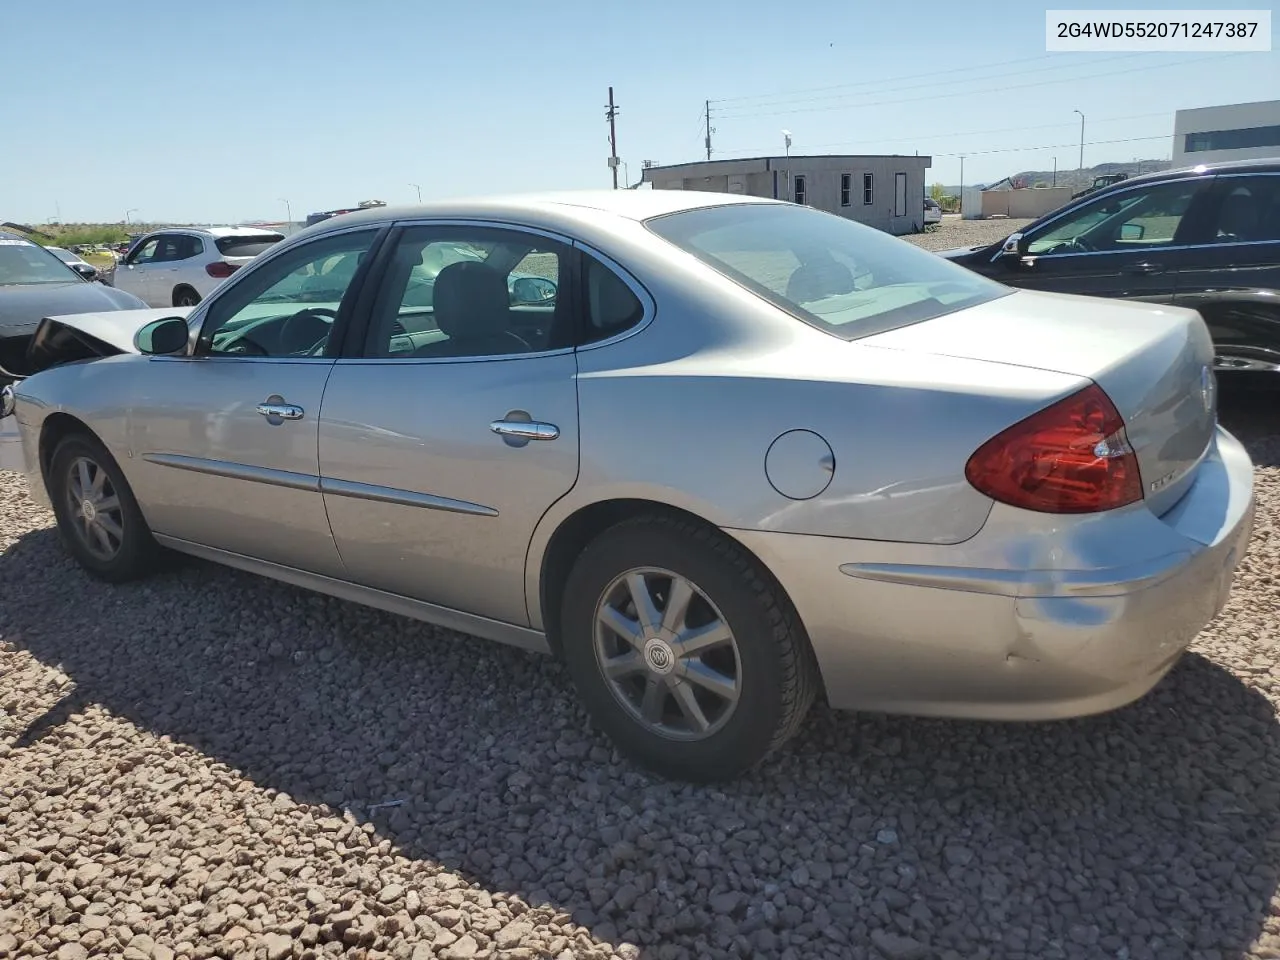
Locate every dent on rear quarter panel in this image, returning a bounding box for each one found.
[571,344,1087,545]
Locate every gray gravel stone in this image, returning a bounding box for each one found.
[1,393,1279,960]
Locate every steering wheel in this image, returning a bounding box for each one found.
[1065,236,1096,253]
[279,307,338,355]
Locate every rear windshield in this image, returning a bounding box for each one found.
[645,203,1009,339]
[216,234,284,258]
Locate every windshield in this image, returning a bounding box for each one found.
[646,203,1009,339]
[0,237,79,285]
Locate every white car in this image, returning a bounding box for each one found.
[923,197,943,225]
[111,227,285,308]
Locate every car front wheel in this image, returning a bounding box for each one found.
[49,433,160,582]
[560,514,819,782]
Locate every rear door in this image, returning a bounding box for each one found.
[990,176,1215,303]
[1174,172,1280,372]
[317,222,582,627]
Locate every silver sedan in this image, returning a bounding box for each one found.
[1,191,1255,782]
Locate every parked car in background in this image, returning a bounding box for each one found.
[937,159,1280,376]
[923,197,942,225]
[1072,172,1129,199]
[111,227,286,308]
[0,231,146,388]
[46,246,100,282]
[0,192,1253,782]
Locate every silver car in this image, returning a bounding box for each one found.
[1,191,1255,782]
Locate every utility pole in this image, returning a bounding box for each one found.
[958,155,966,218]
[409,183,422,202]
[606,87,620,189]
[1074,109,1085,170]
[704,99,713,161]
[1052,157,1057,187]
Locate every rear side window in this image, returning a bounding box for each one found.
[216,234,284,258]
[581,257,644,345]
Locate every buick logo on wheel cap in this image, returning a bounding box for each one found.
[643,637,675,675]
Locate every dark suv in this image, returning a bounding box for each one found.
[938,158,1280,376]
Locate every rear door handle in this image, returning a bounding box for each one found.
[490,419,559,440]
[1125,262,1164,275]
[258,398,304,421]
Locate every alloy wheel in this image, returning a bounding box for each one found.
[593,566,741,741]
[64,456,125,562]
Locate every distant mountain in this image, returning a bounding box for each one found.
[935,159,1172,197]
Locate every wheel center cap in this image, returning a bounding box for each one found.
[643,637,675,675]
[81,499,96,522]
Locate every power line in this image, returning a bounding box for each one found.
[712,54,1231,120]
[714,54,1144,114]
[932,133,1171,160]
[715,110,1171,156]
[710,53,1060,104]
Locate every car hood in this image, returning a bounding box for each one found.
[0,281,148,334]
[3,307,191,381]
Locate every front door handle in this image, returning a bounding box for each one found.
[257,399,304,421]
[1125,262,1164,275]
[490,419,559,441]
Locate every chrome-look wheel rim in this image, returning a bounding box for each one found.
[593,567,741,741]
[65,456,124,561]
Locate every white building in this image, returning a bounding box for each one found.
[640,155,933,235]
[1172,99,1280,166]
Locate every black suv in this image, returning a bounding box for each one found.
[938,159,1280,376]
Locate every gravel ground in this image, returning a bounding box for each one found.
[2,395,1279,960]
[901,215,1033,253]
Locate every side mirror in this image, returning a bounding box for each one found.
[134,317,190,356]
[998,232,1025,257]
[1119,222,1146,241]
[511,276,557,304]
[71,263,97,280]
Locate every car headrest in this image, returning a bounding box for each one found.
[433,261,510,339]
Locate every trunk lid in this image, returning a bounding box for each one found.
[864,288,1218,516]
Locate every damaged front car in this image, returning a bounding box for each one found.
[0,308,192,474]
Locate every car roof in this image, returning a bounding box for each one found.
[300,189,780,237]
[144,226,285,238]
[1103,156,1280,190]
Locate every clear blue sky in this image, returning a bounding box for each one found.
[1,0,1275,224]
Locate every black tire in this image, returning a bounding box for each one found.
[173,286,201,307]
[559,513,819,782]
[49,433,160,583]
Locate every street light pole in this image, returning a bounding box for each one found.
[125,209,139,224]
[1052,156,1057,187]
[279,198,291,224]
[409,183,422,202]
[1073,110,1085,170]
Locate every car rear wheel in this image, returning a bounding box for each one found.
[49,433,160,582]
[173,286,201,307]
[559,514,819,782]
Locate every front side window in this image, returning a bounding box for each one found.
[198,230,378,357]
[364,227,571,359]
[1026,179,1206,256]
[127,237,160,265]
[0,237,79,285]
[647,202,1008,340]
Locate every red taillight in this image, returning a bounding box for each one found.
[206,261,239,278]
[964,383,1143,514]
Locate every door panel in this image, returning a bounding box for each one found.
[116,236,162,306]
[125,357,344,575]
[319,353,579,625]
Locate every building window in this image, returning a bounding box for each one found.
[863,173,874,205]
[1184,123,1280,153]
[840,174,852,207]
[794,175,806,205]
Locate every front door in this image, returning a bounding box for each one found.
[115,235,163,306]
[318,223,581,627]
[992,176,1215,303]
[124,227,383,577]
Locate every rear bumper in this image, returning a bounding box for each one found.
[730,425,1255,720]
